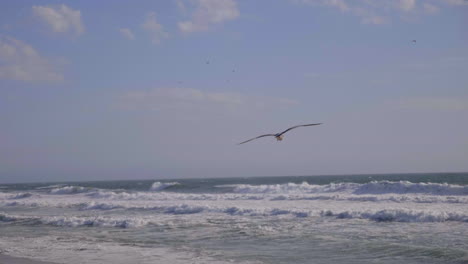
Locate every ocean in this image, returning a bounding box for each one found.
[1,173,467,264]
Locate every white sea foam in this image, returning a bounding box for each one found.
[49,186,91,194]
[228,181,468,196]
[42,215,146,228]
[36,184,66,190]
[80,202,124,210]
[2,178,468,264]
[3,195,468,223]
[1,180,468,228]
[0,235,257,264]
[228,182,348,194]
[149,181,180,191]
[0,212,149,228]
[324,209,468,222]
[2,190,468,213]
[86,189,183,201]
[0,213,22,222]
[354,181,468,195]
[8,192,33,199]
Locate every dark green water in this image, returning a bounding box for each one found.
[1,172,467,193]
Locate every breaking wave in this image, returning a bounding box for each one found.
[2,205,468,226]
[49,186,92,195]
[354,181,468,195]
[323,209,468,222]
[0,213,147,228]
[228,181,468,196]
[8,192,33,199]
[228,182,351,194]
[149,182,180,192]
[36,184,66,190]
[80,202,124,211]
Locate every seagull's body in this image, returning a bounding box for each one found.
[237,123,322,145]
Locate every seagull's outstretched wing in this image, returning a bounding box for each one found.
[237,134,276,145]
[277,123,322,136]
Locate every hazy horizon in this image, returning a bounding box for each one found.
[1,0,467,184]
[2,171,468,185]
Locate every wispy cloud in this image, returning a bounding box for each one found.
[295,0,387,24]
[119,28,135,40]
[398,0,416,11]
[32,4,84,36]
[293,0,454,25]
[119,87,298,112]
[176,0,187,13]
[404,55,468,71]
[423,3,440,14]
[398,97,468,111]
[440,0,468,5]
[178,0,239,33]
[0,35,64,83]
[141,12,168,44]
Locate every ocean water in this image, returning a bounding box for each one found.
[1,173,467,264]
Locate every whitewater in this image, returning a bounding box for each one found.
[0,173,467,263]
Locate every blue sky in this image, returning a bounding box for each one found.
[1,0,467,183]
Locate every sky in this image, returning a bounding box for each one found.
[0,0,467,183]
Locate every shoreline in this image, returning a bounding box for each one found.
[0,254,58,264]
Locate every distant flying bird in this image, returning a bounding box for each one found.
[412,40,416,43]
[237,123,322,145]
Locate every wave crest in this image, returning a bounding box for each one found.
[0,213,147,228]
[324,209,468,222]
[355,181,468,195]
[149,182,180,192]
[8,192,33,199]
[230,182,352,194]
[228,181,468,196]
[49,186,91,195]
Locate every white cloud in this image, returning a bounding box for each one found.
[423,3,440,14]
[323,0,349,12]
[294,0,464,24]
[440,0,468,5]
[176,0,187,13]
[119,28,135,40]
[359,12,387,25]
[297,0,387,25]
[120,88,298,112]
[398,0,416,11]
[178,0,239,33]
[0,35,64,83]
[141,12,168,44]
[32,4,84,36]
[398,97,468,111]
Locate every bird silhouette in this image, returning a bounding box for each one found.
[238,123,322,145]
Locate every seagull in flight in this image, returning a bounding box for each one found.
[237,123,322,145]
